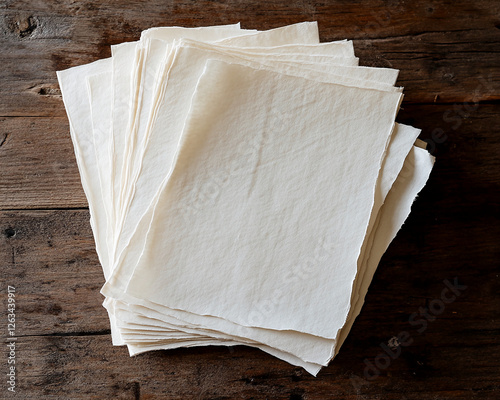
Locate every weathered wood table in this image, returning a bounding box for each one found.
[1,1,499,398]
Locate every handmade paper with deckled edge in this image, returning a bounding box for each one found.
[122,59,403,339]
[117,38,358,217]
[100,63,410,368]
[57,25,434,376]
[102,39,399,298]
[96,41,406,362]
[86,55,412,368]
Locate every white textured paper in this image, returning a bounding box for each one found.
[57,23,435,375]
[123,59,403,339]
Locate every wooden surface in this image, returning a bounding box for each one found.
[1,0,499,398]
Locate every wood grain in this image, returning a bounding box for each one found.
[1,0,499,398]
[0,0,499,118]
[9,335,500,399]
[0,117,87,209]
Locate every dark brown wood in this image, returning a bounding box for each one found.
[9,334,500,399]
[0,117,87,209]
[1,0,499,118]
[1,0,499,398]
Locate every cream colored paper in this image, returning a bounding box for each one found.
[57,23,435,375]
[104,40,400,299]
[122,59,403,339]
[106,143,435,374]
[98,43,406,366]
[84,57,410,368]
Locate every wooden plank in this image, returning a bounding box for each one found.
[1,199,498,335]
[1,103,499,210]
[7,327,500,398]
[0,117,87,209]
[0,209,108,335]
[0,0,499,117]
[1,154,499,398]
[1,170,498,328]
[1,0,499,397]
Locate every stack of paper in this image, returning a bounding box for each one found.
[57,22,435,375]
